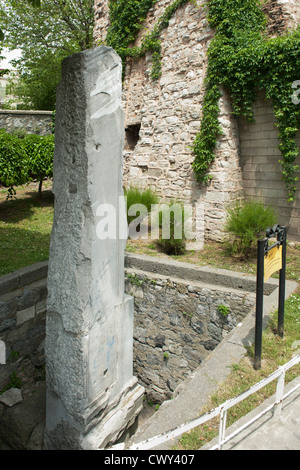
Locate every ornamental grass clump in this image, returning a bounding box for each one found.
[224,199,277,258]
[124,186,159,239]
[157,200,186,255]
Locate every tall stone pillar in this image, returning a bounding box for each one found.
[44,46,144,450]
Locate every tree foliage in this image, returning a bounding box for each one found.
[0,0,95,110]
[0,0,41,38]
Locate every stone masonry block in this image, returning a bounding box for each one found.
[16,306,35,326]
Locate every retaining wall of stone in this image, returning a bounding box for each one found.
[125,254,279,403]
[0,262,48,364]
[0,257,279,404]
[0,110,53,136]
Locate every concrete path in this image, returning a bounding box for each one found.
[128,278,299,451]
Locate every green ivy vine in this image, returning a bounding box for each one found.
[105,0,191,80]
[193,0,300,202]
[105,0,157,65]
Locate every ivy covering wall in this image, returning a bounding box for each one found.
[104,0,300,202]
[105,0,190,80]
[193,0,300,202]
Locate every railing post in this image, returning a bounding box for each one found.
[218,406,227,450]
[278,227,287,338]
[254,238,266,370]
[274,366,286,419]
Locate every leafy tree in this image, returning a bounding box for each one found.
[0,0,95,110]
[8,50,68,110]
[23,133,55,194]
[0,0,41,38]
[0,129,54,197]
[0,129,28,195]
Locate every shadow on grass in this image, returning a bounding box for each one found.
[0,190,54,223]
[0,225,51,276]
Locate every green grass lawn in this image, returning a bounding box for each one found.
[0,181,54,276]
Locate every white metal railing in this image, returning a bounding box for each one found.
[111,354,300,451]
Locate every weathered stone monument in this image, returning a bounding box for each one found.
[44,46,144,450]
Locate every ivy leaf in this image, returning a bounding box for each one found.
[27,0,41,5]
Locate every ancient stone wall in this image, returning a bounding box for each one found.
[262,0,287,36]
[94,0,110,43]
[0,263,48,450]
[276,0,300,30]
[261,0,300,35]
[0,110,53,136]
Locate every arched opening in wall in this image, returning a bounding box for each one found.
[125,124,141,151]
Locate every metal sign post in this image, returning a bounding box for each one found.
[254,225,287,370]
[254,238,266,370]
[277,227,287,338]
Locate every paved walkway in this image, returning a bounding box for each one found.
[128,279,300,451]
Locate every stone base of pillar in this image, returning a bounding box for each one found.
[44,378,144,450]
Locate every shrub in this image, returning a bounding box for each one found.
[157,200,186,255]
[0,129,28,197]
[0,129,54,197]
[224,199,277,257]
[24,134,55,194]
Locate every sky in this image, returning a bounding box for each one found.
[0,47,22,69]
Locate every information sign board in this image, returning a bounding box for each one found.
[264,245,282,281]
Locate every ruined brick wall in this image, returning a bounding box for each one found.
[94,0,300,242]
[262,0,300,35]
